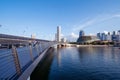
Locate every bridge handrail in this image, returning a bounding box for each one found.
[0,34,56,80]
[0,33,51,42]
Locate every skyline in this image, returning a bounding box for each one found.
[0,0,120,41]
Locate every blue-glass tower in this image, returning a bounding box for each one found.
[79,30,85,37]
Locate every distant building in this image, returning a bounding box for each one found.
[106,32,112,41]
[79,30,85,37]
[113,31,116,35]
[31,34,36,39]
[101,33,106,41]
[55,33,57,41]
[57,26,61,42]
[61,38,67,43]
[118,30,120,35]
[97,33,101,40]
[117,30,120,41]
[112,31,117,41]
[77,30,99,43]
[77,36,91,43]
[77,30,84,43]
[91,36,100,41]
[77,30,120,43]
[77,36,99,43]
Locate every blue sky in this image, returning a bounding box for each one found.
[0,0,120,41]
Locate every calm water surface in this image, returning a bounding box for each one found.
[31,46,120,80]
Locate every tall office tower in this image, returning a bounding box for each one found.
[106,32,112,41]
[113,31,116,35]
[117,30,120,41]
[108,32,111,35]
[57,26,61,42]
[77,30,85,43]
[97,33,101,40]
[112,31,117,41]
[79,30,85,37]
[55,33,57,41]
[31,34,36,39]
[101,33,106,41]
[117,30,120,35]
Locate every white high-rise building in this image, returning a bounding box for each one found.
[55,33,57,41]
[117,30,120,41]
[106,32,112,41]
[31,33,36,39]
[57,26,61,42]
[101,33,106,41]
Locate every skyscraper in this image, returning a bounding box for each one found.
[77,30,85,43]
[101,33,106,41]
[79,30,85,37]
[57,26,61,42]
[55,33,57,41]
[113,31,116,35]
[112,31,117,41]
[117,30,120,35]
[117,30,120,41]
[106,32,112,41]
[31,34,36,39]
[97,33,101,40]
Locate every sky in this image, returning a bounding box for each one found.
[0,0,120,41]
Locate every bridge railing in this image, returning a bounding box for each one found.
[0,49,16,80]
[0,37,56,80]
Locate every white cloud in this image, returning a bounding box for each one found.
[70,32,79,38]
[61,33,64,38]
[39,34,55,41]
[65,32,79,42]
[72,13,120,32]
[73,19,95,31]
[113,14,120,17]
[103,31,108,34]
[88,33,96,36]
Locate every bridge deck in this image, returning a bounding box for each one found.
[0,34,56,80]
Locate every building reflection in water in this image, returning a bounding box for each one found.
[77,46,120,66]
[30,48,55,80]
[56,47,61,67]
[31,46,120,80]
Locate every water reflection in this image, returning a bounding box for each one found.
[77,46,120,80]
[56,48,61,67]
[31,47,120,80]
[30,48,55,80]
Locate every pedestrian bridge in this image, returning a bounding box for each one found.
[0,34,57,80]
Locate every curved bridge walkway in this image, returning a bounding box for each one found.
[0,34,56,80]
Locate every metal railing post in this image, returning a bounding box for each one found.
[35,44,39,55]
[38,43,41,52]
[43,42,46,50]
[39,43,42,53]
[12,45,21,75]
[29,45,34,61]
[41,42,44,51]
